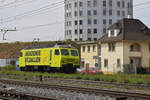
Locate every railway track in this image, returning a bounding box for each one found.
[0,95,56,100]
[1,74,150,90]
[0,79,150,100]
[46,78,150,90]
[0,82,56,100]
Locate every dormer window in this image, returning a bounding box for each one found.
[108,29,120,37]
[110,30,114,36]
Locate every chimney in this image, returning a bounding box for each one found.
[127,15,132,19]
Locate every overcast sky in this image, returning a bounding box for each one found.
[0,0,150,43]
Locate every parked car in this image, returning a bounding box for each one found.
[82,67,103,74]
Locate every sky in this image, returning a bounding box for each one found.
[0,0,150,43]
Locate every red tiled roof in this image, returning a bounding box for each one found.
[0,41,80,59]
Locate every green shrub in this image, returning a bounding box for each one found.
[93,77,100,81]
[146,80,150,85]
[75,76,82,79]
[4,65,16,71]
[136,80,144,84]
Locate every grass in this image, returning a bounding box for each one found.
[0,70,150,85]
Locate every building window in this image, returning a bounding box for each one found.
[117,1,120,7]
[103,1,106,7]
[87,1,91,7]
[88,10,91,16]
[88,19,91,25]
[69,3,71,8]
[93,10,97,15]
[79,2,83,7]
[103,28,106,34]
[94,38,97,41]
[109,19,112,25]
[104,59,108,67]
[93,0,97,6]
[130,58,141,66]
[109,0,112,7]
[75,38,78,41]
[103,19,106,25]
[117,59,121,67]
[80,29,83,34]
[69,12,71,17]
[66,4,68,9]
[88,38,91,41]
[88,46,90,52]
[79,11,83,16]
[80,20,83,25]
[103,10,106,15]
[66,30,68,35]
[94,28,97,34]
[75,11,78,16]
[117,10,120,16]
[80,38,82,41]
[66,13,69,17]
[93,19,97,24]
[88,29,91,34]
[109,10,112,15]
[108,43,116,51]
[69,21,71,26]
[74,2,77,7]
[75,29,78,34]
[122,1,125,8]
[127,2,130,8]
[110,30,114,36]
[82,46,85,52]
[75,20,78,25]
[69,30,72,35]
[122,11,125,17]
[93,45,96,52]
[130,43,141,52]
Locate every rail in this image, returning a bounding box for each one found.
[0,79,150,100]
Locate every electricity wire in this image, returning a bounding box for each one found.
[1,1,64,23]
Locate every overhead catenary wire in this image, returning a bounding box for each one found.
[2,4,64,23]
[0,0,22,8]
[134,1,150,7]
[0,0,40,10]
[1,1,64,23]
[18,21,64,31]
[2,0,150,23]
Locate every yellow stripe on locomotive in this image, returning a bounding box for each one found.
[19,45,80,73]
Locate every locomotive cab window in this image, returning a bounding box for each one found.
[61,49,69,56]
[71,50,78,56]
[55,49,60,55]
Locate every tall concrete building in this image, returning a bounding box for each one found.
[64,0,133,41]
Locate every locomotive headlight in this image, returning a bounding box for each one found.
[75,60,79,63]
[62,60,68,63]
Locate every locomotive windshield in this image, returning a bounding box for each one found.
[61,49,69,56]
[71,50,78,56]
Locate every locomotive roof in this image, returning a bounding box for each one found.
[24,44,75,50]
